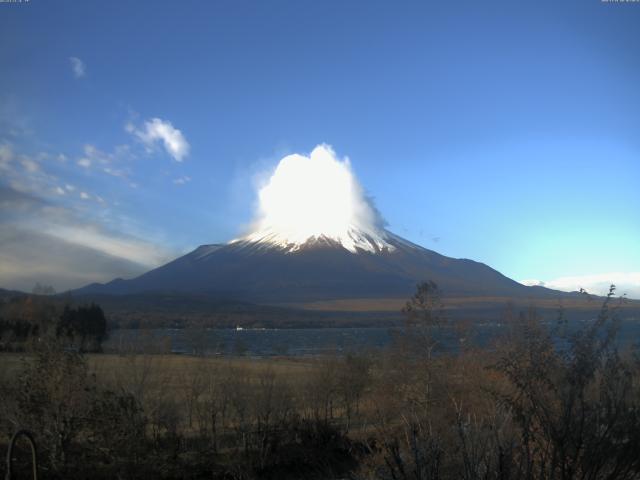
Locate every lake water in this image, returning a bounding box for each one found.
[104,319,640,357]
[105,327,398,356]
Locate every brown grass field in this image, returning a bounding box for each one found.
[278,294,640,312]
[0,352,317,390]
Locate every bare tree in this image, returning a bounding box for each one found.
[402,281,446,359]
[251,368,294,468]
[494,285,640,480]
[180,359,207,429]
[305,357,339,424]
[336,353,371,431]
[5,343,93,473]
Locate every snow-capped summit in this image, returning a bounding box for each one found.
[233,224,395,254]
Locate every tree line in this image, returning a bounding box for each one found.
[0,295,107,352]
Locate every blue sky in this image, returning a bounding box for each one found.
[1,0,639,296]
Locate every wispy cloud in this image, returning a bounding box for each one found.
[0,145,65,201]
[43,222,168,268]
[521,273,640,299]
[0,143,13,170]
[127,117,190,162]
[69,56,86,78]
[0,117,182,291]
[0,225,149,292]
[77,144,106,169]
[0,184,175,291]
[0,95,33,139]
[20,156,40,173]
[173,175,191,185]
[75,144,135,184]
[103,166,129,179]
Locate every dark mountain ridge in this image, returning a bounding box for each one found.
[73,231,564,303]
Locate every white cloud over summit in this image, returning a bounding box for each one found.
[244,144,389,252]
[521,272,640,299]
[127,117,190,162]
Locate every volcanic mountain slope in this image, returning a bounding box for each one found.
[74,229,559,303]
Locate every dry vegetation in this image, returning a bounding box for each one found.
[1,284,640,479]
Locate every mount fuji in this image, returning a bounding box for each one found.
[64,146,640,327]
[73,226,557,304]
[73,145,569,310]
